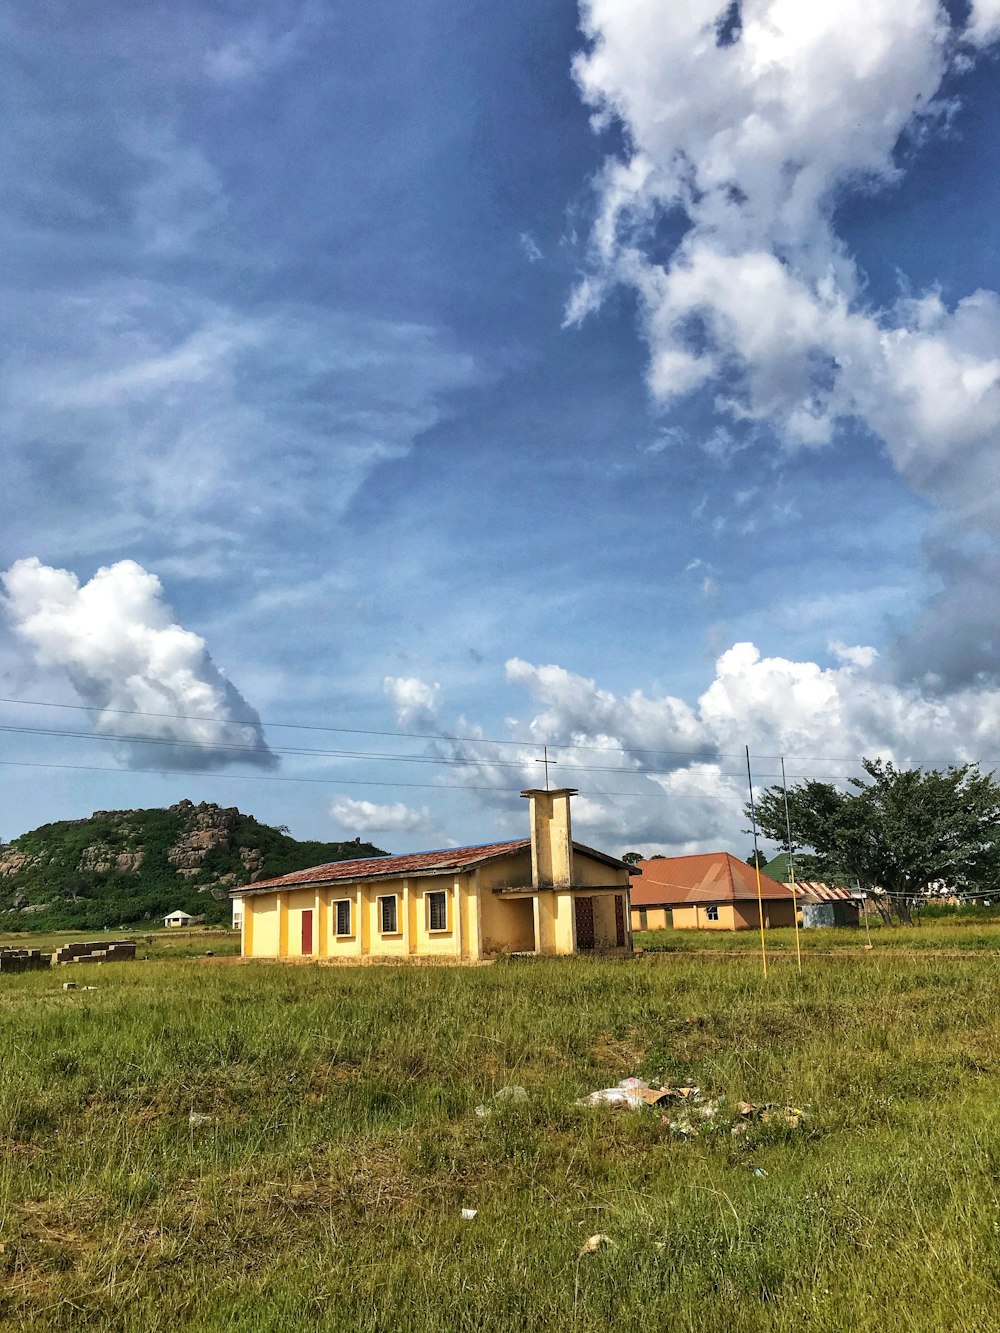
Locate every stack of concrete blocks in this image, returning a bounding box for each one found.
[51,941,137,966]
[0,948,53,973]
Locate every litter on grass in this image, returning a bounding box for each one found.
[475,1085,529,1117]
[578,1078,807,1136]
[577,1078,701,1110]
[579,1233,613,1256]
[460,1208,478,1221]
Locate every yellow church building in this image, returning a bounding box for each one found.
[234,788,634,962]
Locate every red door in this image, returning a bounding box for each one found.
[301,910,314,956]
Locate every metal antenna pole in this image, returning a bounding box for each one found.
[781,756,803,973]
[745,746,768,977]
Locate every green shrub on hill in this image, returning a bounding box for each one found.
[0,801,386,932]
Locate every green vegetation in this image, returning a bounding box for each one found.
[751,759,1000,922]
[2,947,1000,1329]
[0,801,386,933]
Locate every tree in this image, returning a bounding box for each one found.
[748,759,1000,923]
[621,851,643,865]
[746,849,768,870]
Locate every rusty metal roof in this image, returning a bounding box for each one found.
[234,837,634,898]
[234,840,531,896]
[795,882,857,903]
[629,852,795,906]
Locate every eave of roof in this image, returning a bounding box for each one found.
[232,838,633,898]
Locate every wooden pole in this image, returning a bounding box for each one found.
[745,746,768,977]
[781,756,803,973]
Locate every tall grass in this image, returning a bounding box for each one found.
[1,952,999,1329]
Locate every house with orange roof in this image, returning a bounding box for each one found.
[233,788,634,962]
[630,852,798,932]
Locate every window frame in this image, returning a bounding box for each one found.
[334,898,353,938]
[704,904,719,922]
[378,894,400,935]
[426,890,449,934]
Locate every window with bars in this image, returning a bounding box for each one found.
[705,904,719,921]
[335,899,351,937]
[379,895,398,934]
[427,891,448,932]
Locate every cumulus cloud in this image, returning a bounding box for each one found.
[384,676,442,729]
[1,557,276,770]
[420,642,1000,854]
[570,1,1000,527]
[330,797,433,837]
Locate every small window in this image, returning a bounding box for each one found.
[705,904,719,922]
[639,909,648,931]
[427,891,448,932]
[379,895,398,934]
[335,899,351,937]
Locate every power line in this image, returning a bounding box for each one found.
[0,758,742,801]
[0,696,994,774]
[0,719,866,782]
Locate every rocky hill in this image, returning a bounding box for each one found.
[0,800,387,931]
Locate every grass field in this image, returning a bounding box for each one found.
[0,928,241,962]
[635,916,1000,953]
[2,944,1000,1330]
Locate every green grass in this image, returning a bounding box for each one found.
[635,917,1000,952]
[0,928,240,962]
[2,950,1000,1329]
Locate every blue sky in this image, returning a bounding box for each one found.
[2,0,1000,857]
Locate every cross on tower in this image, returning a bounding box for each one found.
[535,745,557,790]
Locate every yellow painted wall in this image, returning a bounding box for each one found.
[241,847,632,961]
[480,886,536,954]
[631,906,670,932]
[246,893,280,956]
[572,855,627,887]
[669,899,798,931]
[590,893,621,948]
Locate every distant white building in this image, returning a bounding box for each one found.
[232,895,244,931]
[164,909,196,928]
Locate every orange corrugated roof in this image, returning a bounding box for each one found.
[629,852,794,906]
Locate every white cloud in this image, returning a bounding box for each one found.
[570,1,1000,526]
[519,232,543,263]
[0,282,478,559]
[330,796,433,836]
[383,676,442,728]
[1,557,276,770]
[420,642,1000,854]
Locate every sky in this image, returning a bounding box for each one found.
[2,0,1000,859]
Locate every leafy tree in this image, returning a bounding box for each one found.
[621,851,643,865]
[748,758,1000,924]
[746,849,768,870]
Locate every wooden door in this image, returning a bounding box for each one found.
[614,895,626,947]
[301,909,314,956]
[574,897,595,951]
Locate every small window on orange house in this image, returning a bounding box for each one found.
[335,899,352,937]
[705,904,719,921]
